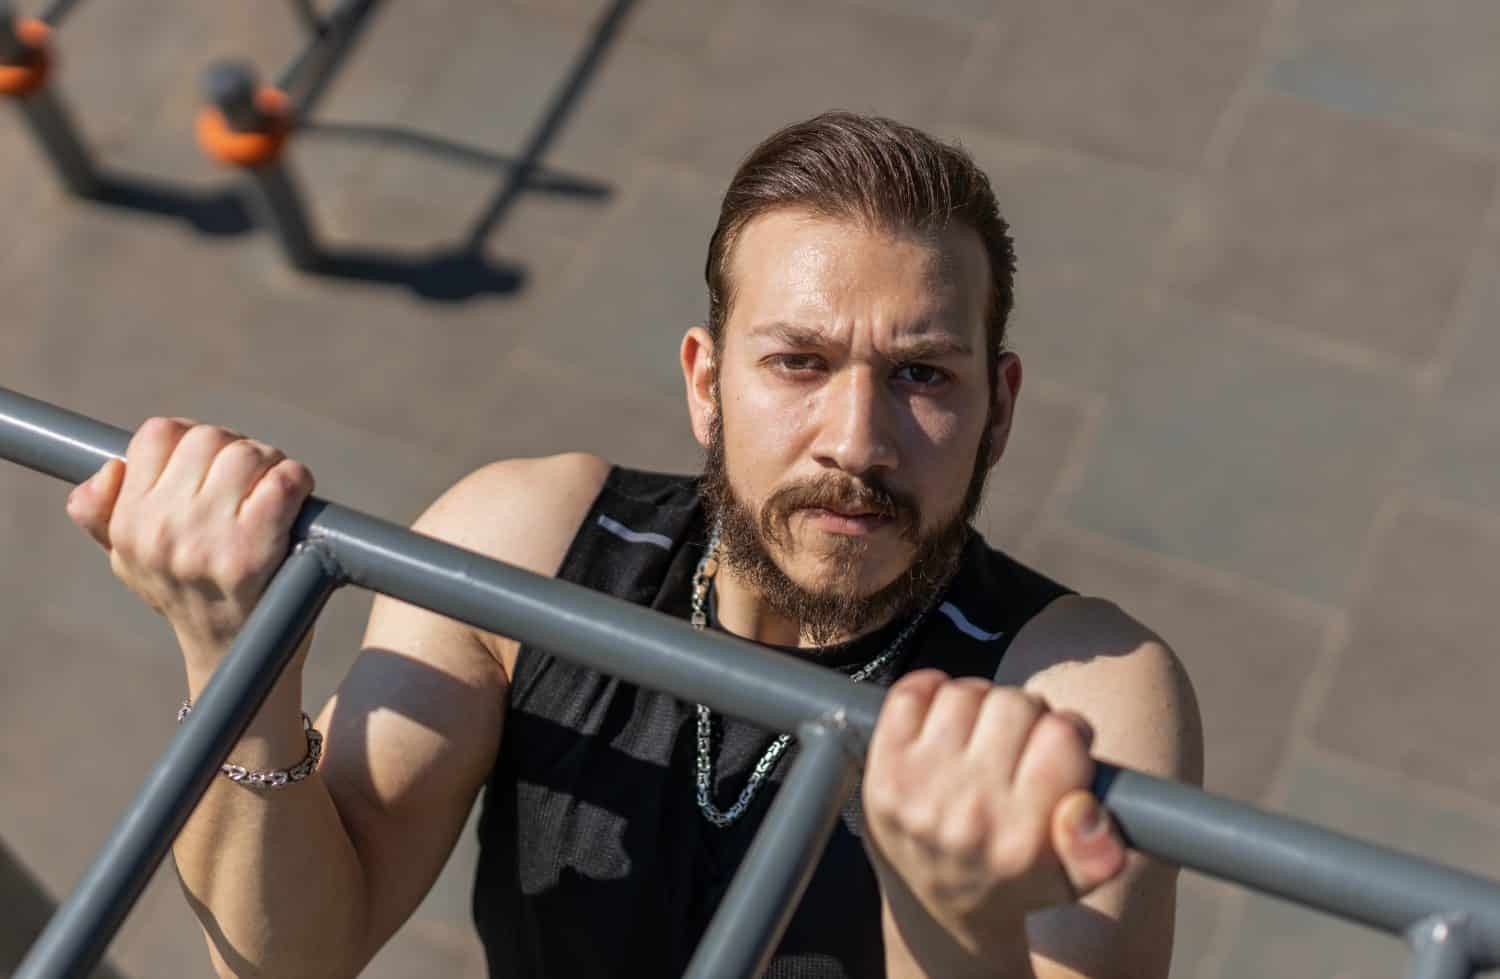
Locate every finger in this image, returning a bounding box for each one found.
[120,417,190,501]
[870,669,949,759]
[968,687,1049,780]
[1050,789,1126,900]
[200,439,285,512]
[1052,708,1095,750]
[66,458,126,551]
[1012,711,1095,806]
[155,425,239,500]
[914,677,992,751]
[238,458,315,535]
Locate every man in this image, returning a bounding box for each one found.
[66,112,1202,978]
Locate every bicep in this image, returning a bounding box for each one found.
[1010,597,1205,978]
[314,591,507,970]
[309,453,609,968]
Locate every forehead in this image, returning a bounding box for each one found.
[724,208,989,342]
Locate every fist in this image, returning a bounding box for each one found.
[64,416,315,660]
[862,670,1126,948]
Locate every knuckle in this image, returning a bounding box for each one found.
[989,687,1043,724]
[936,799,988,855]
[170,539,215,581]
[131,416,185,453]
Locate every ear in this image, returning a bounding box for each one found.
[986,352,1023,468]
[682,325,717,449]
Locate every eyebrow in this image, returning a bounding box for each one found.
[747,321,973,360]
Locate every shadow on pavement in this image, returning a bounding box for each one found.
[0,835,128,979]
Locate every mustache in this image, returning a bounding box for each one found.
[760,474,921,544]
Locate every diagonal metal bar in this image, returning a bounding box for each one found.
[275,0,380,118]
[684,718,864,979]
[14,544,339,979]
[9,384,1500,974]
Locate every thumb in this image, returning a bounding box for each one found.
[66,458,125,551]
[1050,789,1127,901]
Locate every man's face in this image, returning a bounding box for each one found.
[690,208,1018,644]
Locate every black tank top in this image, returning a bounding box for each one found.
[472,468,1072,977]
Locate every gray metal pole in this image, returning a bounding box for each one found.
[288,0,325,36]
[1,2,100,196]
[244,162,321,271]
[1100,768,1500,965]
[275,0,378,116]
[13,545,340,979]
[1406,915,1475,979]
[201,61,322,271]
[684,719,863,979]
[9,385,1500,970]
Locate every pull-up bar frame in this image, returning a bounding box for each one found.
[2,383,1499,979]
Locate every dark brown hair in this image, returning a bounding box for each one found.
[704,111,1016,382]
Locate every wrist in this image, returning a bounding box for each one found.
[880,885,1035,979]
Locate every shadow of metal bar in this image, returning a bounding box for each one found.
[461,0,637,253]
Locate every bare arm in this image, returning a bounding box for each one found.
[873,595,1203,979]
[1008,597,1203,979]
[67,424,608,978]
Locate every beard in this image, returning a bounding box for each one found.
[700,392,993,648]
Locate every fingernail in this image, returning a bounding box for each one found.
[1073,799,1107,841]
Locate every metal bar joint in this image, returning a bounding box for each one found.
[1406,913,1476,979]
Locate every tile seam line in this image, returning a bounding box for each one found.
[1039,520,1340,626]
[1296,738,1500,834]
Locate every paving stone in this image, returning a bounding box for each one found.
[1063,304,1408,603]
[1312,499,1500,804]
[1031,527,1330,802]
[333,4,605,253]
[523,162,725,402]
[952,0,1270,173]
[938,130,1186,394]
[1404,238,1500,511]
[1266,0,1500,147]
[645,0,975,181]
[1168,91,1497,366]
[1215,746,1500,978]
[1171,872,1237,979]
[846,0,1003,28]
[971,382,1091,553]
[495,0,746,61]
[33,0,219,153]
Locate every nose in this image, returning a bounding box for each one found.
[810,366,898,477]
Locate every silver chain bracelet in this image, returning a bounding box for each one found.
[177,700,323,789]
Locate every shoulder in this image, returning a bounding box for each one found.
[998,595,1203,786]
[414,453,612,665]
[415,452,612,576]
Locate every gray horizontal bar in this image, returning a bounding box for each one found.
[5,383,1500,965]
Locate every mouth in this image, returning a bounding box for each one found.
[799,507,894,535]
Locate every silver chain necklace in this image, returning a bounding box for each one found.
[691,520,936,828]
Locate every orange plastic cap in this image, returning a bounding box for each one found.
[196,87,291,168]
[0,19,51,97]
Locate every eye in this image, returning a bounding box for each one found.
[893,363,949,387]
[766,354,825,375]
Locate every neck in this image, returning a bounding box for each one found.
[711,568,901,649]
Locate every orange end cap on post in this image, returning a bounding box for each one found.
[0,19,52,97]
[195,87,291,168]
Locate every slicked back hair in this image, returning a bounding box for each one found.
[704,111,1017,386]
